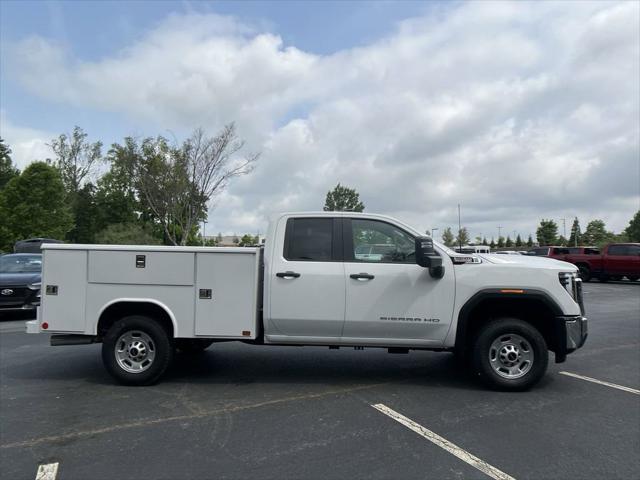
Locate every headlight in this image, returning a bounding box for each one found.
[558,272,584,314]
[558,272,576,298]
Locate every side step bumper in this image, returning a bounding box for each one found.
[50,334,97,346]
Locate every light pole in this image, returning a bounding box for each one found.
[431,227,438,239]
[202,220,207,246]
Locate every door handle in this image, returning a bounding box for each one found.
[350,273,375,280]
[276,271,301,278]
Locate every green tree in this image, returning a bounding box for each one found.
[455,227,470,247]
[582,219,614,247]
[536,219,558,246]
[239,234,255,246]
[568,217,581,247]
[94,139,141,233]
[505,236,513,247]
[482,237,488,246]
[557,235,567,246]
[497,236,505,248]
[216,232,223,244]
[94,222,161,245]
[0,162,73,250]
[527,234,534,247]
[0,138,19,190]
[323,183,364,212]
[490,238,496,249]
[515,234,523,247]
[624,210,640,242]
[133,125,257,245]
[441,227,455,247]
[69,183,100,243]
[50,126,103,198]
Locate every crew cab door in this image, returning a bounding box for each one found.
[606,245,640,277]
[342,218,455,345]
[267,217,345,339]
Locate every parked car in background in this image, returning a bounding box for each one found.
[527,246,570,258]
[562,243,640,282]
[454,245,491,254]
[494,250,521,255]
[14,238,63,253]
[0,254,42,313]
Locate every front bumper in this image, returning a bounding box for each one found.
[565,315,588,350]
[553,314,588,362]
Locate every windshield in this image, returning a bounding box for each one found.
[0,255,42,273]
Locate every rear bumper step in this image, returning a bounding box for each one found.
[50,334,97,346]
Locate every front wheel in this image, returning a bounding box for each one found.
[472,318,548,391]
[102,315,173,386]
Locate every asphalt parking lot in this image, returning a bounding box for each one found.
[1,282,638,480]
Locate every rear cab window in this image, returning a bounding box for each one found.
[283,217,342,261]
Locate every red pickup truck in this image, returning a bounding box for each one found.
[558,243,640,282]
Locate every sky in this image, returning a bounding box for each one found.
[1,0,639,240]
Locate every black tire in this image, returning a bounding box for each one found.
[599,274,609,283]
[577,264,591,282]
[472,318,548,391]
[102,315,173,386]
[628,276,639,282]
[175,339,214,354]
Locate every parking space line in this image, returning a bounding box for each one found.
[371,404,515,480]
[35,462,59,480]
[559,371,640,395]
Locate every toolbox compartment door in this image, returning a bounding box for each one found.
[194,251,259,338]
[88,251,194,286]
[42,249,87,332]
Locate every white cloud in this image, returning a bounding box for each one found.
[0,113,54,170]
[4,1,639,237]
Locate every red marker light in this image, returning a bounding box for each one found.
[41,322,49,330]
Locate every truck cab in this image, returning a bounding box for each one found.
[27,212,588,391]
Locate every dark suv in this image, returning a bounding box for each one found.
[0,254,42,313]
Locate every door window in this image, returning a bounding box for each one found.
[284,218,334,261]
[350,219,415,263]
[608,245,627,255]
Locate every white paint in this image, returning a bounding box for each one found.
[372,404,515,480]
[559,371,640,395]
[35,462,59,480]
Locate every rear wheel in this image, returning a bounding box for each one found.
[577,264,591,282]
[102,315,173,386]
[472,318,548,391]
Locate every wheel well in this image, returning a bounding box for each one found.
[97,302,175,338]
[456,296,560,354]
[575,262,590,270]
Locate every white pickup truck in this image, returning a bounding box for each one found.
[27,212,587,390]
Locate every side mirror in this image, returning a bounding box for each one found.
[415,236,445,279]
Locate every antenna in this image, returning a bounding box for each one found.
[458,204,462,250]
